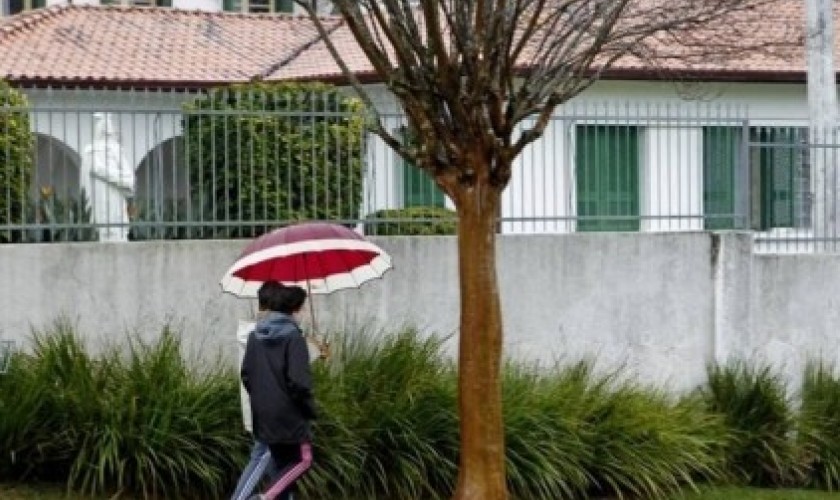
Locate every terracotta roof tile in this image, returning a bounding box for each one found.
[0,5,340,86]
[0,1,826,86]
[272,0,810,83]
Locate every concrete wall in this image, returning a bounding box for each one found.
[1,232,837,392]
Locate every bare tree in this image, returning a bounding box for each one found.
[293,1,794,498]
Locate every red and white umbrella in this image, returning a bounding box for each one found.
[220,222,393,298]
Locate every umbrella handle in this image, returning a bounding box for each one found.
[306,279,318,334]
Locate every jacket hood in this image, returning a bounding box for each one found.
[254,311,300,340]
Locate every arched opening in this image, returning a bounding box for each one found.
[32,134,81,201]
[134,136,187,212]
[24,134,98,242]
[131,136,189,239]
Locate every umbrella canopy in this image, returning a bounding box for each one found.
[220,222,392,298]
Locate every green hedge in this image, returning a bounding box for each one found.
[183,82,366,239]
[0,321,247,497]
[364,205,457,236]
[0,82,34,242]
[0,323,723,499]
[6,323,840,498]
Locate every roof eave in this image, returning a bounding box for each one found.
[288,67,813,86]
[5,68,814,90]
[597,68,808,83]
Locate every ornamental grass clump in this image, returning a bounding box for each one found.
[0,322,776,499]
[701,361,805,487]
[0,319,248,498]
[503,361,728,500]
[301,327,459,499]
[799,362,840,491]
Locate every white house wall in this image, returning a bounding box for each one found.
[19,80,832,230]
[355,80,822,234]
[23,89,187,200]
[642,126,704,232]
[24,89,185,169]
[502,117,571,233]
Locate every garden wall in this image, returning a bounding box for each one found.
[1,232,836,391]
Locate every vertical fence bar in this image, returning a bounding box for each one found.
[739,118,751,233]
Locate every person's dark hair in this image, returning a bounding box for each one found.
[274,286,307,315]
[257,281,307,314]
[257,281,286,311]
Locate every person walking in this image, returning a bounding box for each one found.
[241,281,316,500]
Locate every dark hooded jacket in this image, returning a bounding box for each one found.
[241,312,316,445]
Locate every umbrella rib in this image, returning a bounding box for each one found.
[347,246,367,288]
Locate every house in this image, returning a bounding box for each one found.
[0,1,832,249]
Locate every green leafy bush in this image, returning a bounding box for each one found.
[364,205,457,236]
[701,362,805,487]
[799,362,840,491]
[0,81,34,242]
[183,83,366,239]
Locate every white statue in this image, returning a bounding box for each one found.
[80,112,135,242]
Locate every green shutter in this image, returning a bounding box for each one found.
[158,0,173,6]
[223,0,240,11]
[399,128,444,208]
[702,127,739,230]
[274,0,293,12]
[32,0,45,8]
[752,127,800,229]
[576,125,640,232]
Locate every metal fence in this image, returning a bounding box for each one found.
[1,87,839,252]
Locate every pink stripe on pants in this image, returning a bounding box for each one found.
[263,442,312,500]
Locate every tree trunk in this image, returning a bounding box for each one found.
[452,184,508,500]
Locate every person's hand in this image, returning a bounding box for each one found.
[318,340,331,360]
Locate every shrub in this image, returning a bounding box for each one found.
[302,327,458,499]
[0,320,249,498]
[0,81,34,242]
[799,362,840,490]
[0,345,57,481]
[364,205,457,236]
[183,83,366,239]
[700,362,805,487]
[503,362,728,499]
[4,323,799,500]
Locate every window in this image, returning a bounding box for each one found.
[702,126,810,231]
[751,126,810,230]
[223,0,293,13]
[575,125,640,232]
[6,0,45,16]
[702,127,740,230]
[396,127,445,208]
